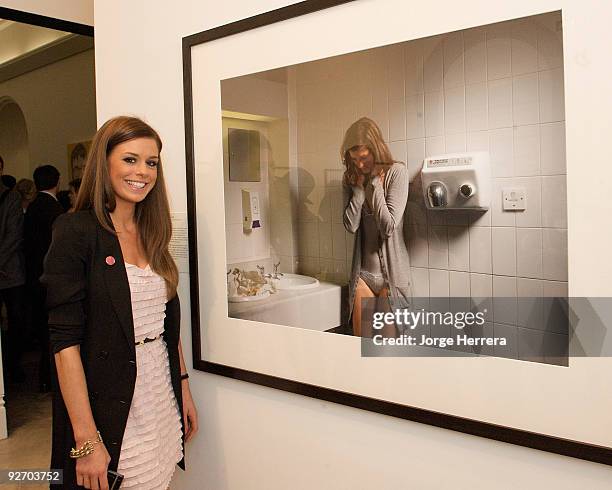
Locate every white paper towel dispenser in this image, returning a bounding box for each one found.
[421,151,491,210]
[242,189,262,231]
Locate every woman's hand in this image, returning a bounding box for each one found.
[346,165,365,188]
[354,173,366,188]
[372,164,387,182]
[182,382,199,442]
[75,441,111,489]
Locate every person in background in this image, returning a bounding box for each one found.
[57,190,72,213]
[341,117,412,337]
[1,174,17,189]
[68,177,82,212]
[24,164,64,392]
[43,116,198,489]
[15,178,37,212]
[0,155,26,383]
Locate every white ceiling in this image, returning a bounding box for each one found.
[0,19,14,32]
[0,19,72,66]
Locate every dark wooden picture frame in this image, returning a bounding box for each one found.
[182,0,611,466]
[0,6,94,36]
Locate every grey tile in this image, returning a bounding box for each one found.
[518,327,568,366]
[428,296,452,346]
[480,322,497,357]
[450,296,471,316]
[517,296,544,330]
[493,296,518,326]
[470,297,493,324]
[494,323,519,359]
[430,323,453,344]
[493,276,517,325]
[457,321,496,356]
[542,296,570,335]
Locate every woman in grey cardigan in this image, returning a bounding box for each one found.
[342,118,412,337]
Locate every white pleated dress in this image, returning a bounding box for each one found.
[117,263,183,489]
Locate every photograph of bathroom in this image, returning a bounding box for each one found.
[221,11,567,365]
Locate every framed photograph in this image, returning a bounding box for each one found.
[183,0,612,465]
[66,140,91,180]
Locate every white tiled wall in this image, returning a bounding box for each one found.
[223,114,298,277]
[223,117,273,266]
[288,12,567,360]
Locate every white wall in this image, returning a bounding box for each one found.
[223,116,271,265]
[0,49,97,184]
[223,116,296,274]
[93,1,612,489]
[0,0,93,26]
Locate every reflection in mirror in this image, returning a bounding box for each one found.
[220,11,568,365]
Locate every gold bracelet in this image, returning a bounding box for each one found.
[69,431,103,458]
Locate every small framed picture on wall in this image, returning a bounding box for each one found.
[67,140,91,180]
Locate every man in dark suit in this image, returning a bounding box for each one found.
[24,164,64,391]
[0,155,26,383]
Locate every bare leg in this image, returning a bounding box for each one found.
[377,287,397,338]
[352,277,375,337]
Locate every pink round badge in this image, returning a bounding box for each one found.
[105,256,116,266]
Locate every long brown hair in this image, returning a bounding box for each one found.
[75,116,179,299]
[340,117,396,186]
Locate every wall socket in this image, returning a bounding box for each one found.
[502,188,526,211]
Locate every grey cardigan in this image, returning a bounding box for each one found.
[343,162,412,319]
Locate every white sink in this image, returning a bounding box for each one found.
[228,290,270,303]
[274,273,319,290]
[228,280,341,331]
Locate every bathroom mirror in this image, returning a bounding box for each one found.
[184,0,612,465]
[228,127,261,182]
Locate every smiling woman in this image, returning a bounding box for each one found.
[42,116,199,489]
[108,139,159,215]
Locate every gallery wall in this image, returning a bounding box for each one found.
[92,1,612,489]
[0,100,28,179]
[0,48,97,183]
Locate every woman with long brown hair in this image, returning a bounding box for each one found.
[342,117,412,337]
[43,116,198,489]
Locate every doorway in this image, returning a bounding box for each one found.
[0,5,94,470]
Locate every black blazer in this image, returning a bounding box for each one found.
[41,210,185,488]
[24,191,64,283]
